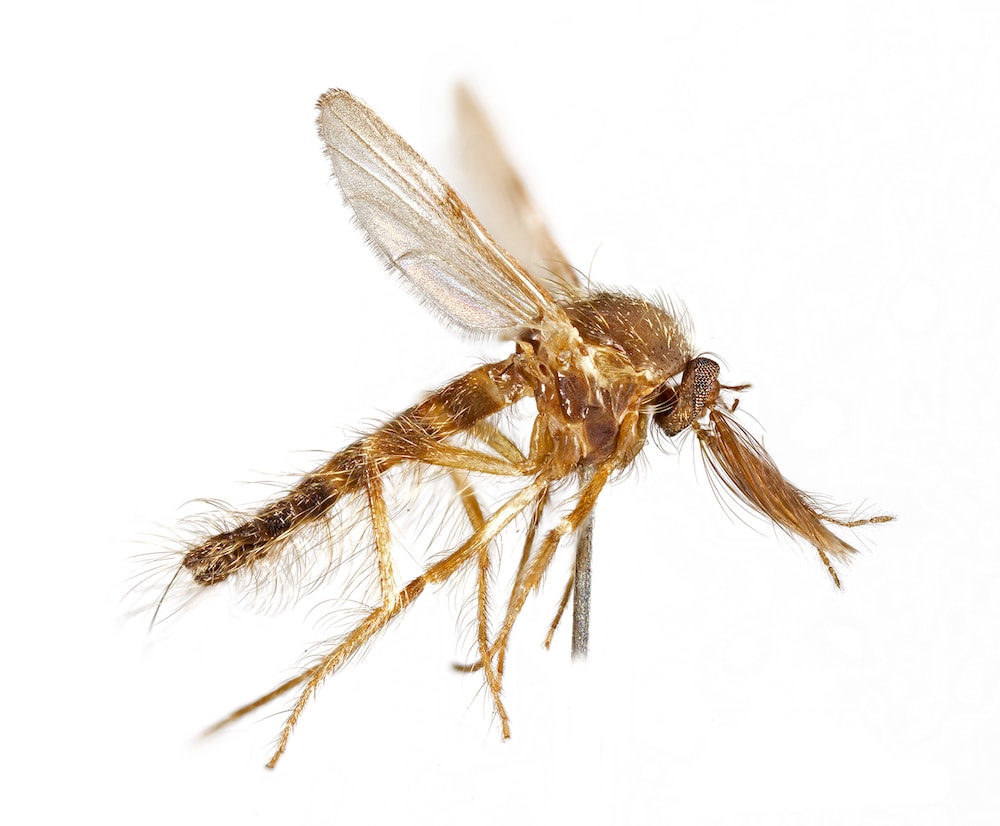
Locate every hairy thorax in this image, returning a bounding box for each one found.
[518,292,694,473]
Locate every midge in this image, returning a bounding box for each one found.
[160,88,891,767]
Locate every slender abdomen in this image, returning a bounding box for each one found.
[183,356,530,585]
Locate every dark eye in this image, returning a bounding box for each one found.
[689,357,721,413]
[652,357,721,436]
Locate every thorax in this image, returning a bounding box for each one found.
[516,291,693,474]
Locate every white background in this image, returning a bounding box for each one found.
[3,1,999,823]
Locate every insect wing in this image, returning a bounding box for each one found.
[454,84,582,301]
[317,90,568,336]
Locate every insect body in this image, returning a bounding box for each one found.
[163,89,890,767]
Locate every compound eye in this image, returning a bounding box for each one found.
[653,356,721,436]
[689,357,721,417]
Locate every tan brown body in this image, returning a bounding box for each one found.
[163,89,890,767]
[185,291,695,587]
